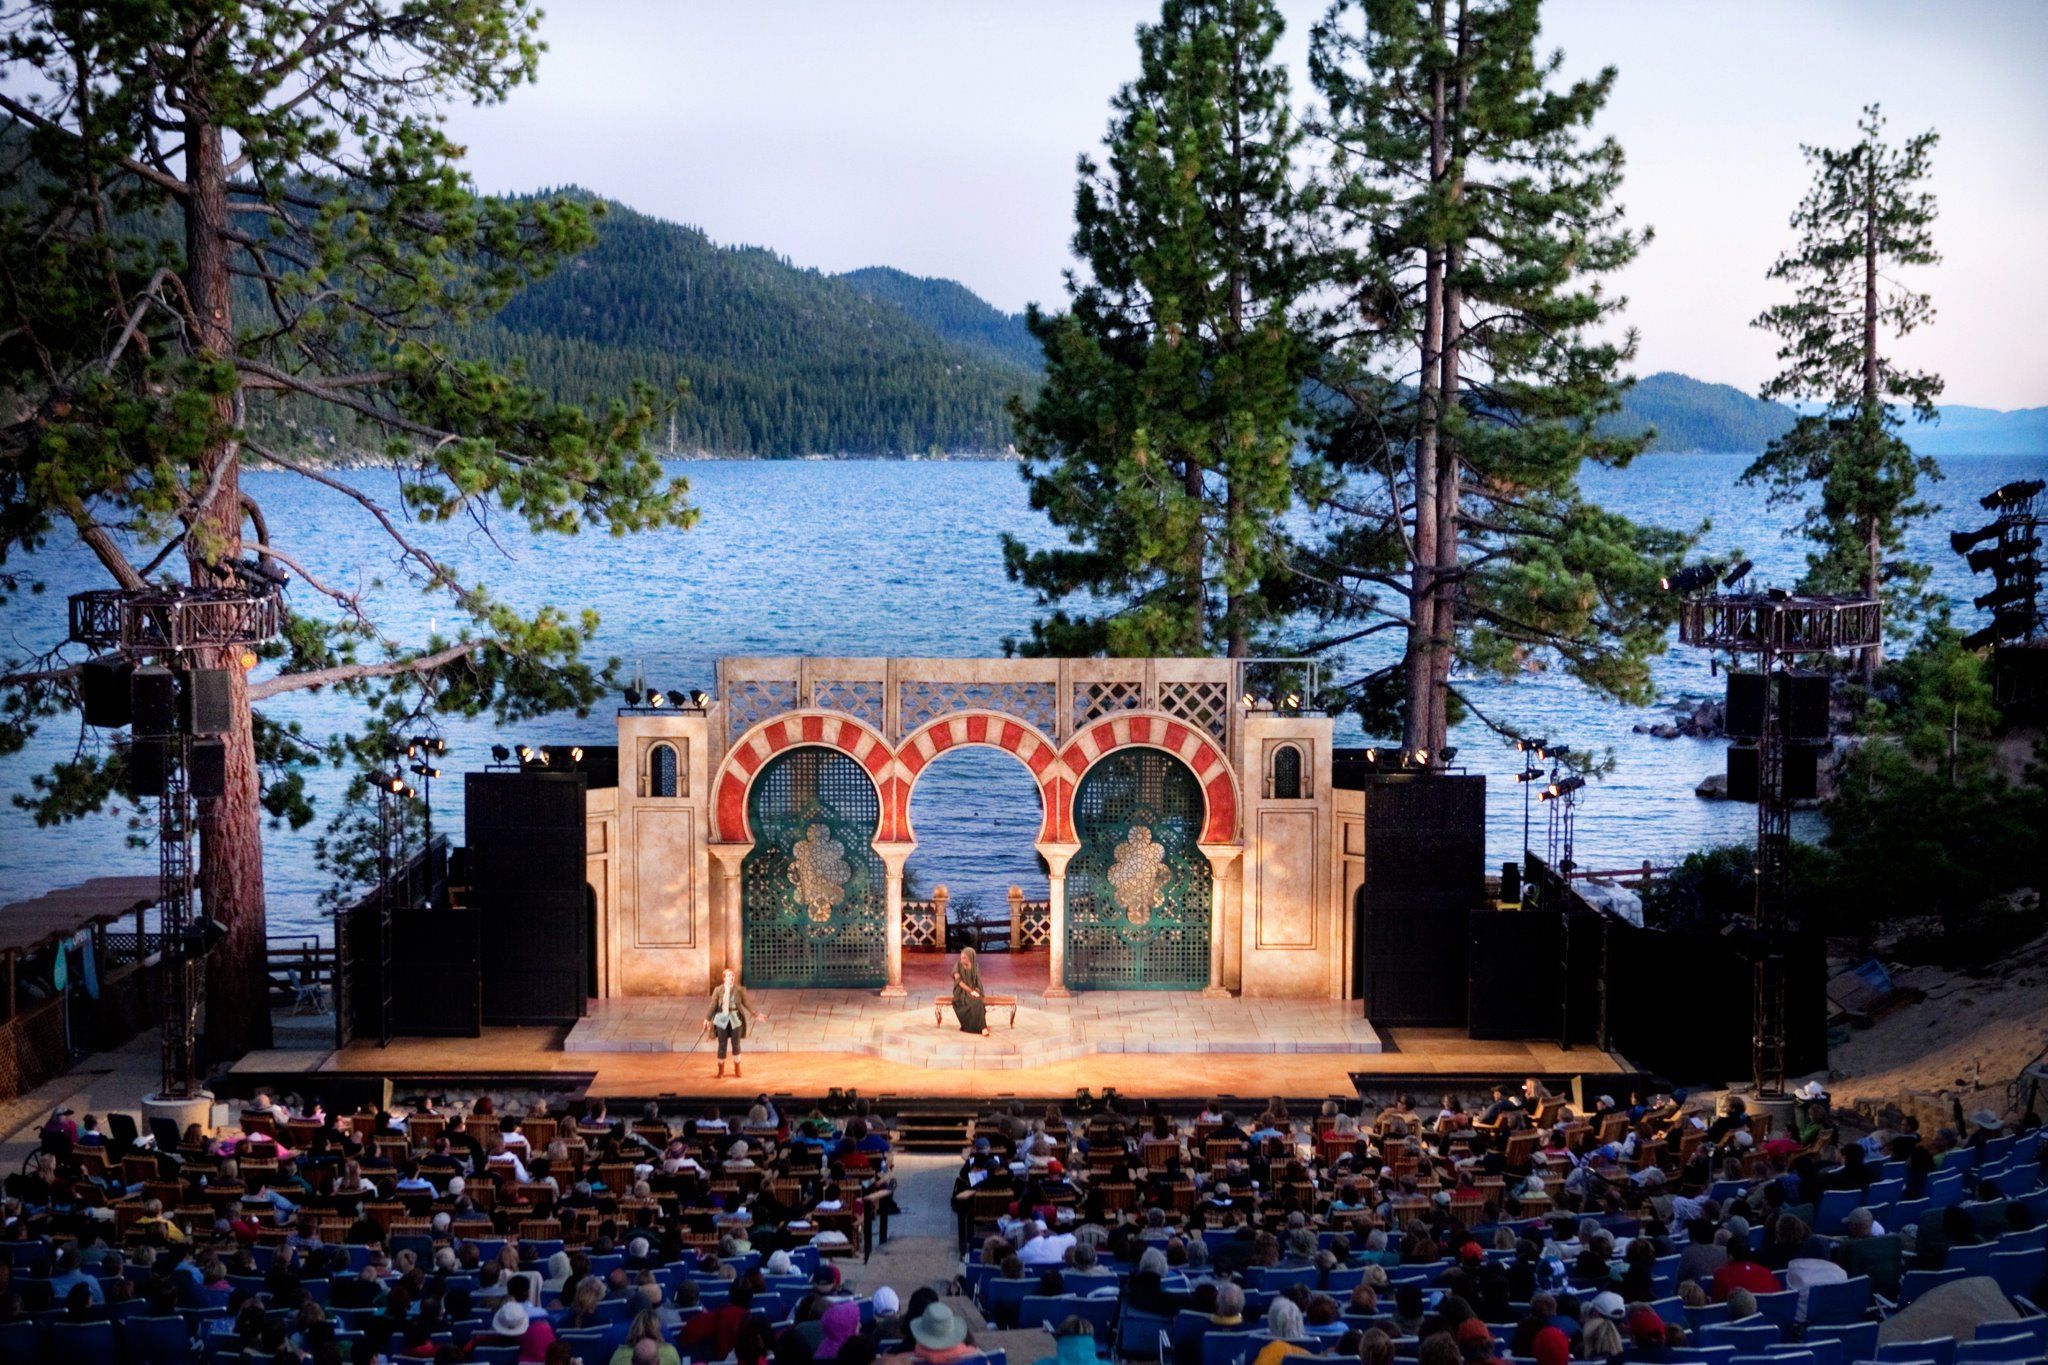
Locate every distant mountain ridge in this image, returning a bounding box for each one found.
[454,191,2045,458]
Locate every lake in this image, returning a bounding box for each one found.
[1,451,2042,936]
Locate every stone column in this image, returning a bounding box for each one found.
[708,843,751,982]
[1037,842,1078,998]
[875,841,915,998]
[1008,886,1024,950]
[1199,844,1242,998]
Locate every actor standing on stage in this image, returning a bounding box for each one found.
[702,967,763,1078]
[952,947,990,1036]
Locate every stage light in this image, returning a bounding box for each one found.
[405,739,420,758]
[690,690,710,709]
[516,745,535,763]
[1976,581,2033,612]
[647,690,667,708]
[1981,478,2046,510]
[431,737,447,755]
[1363,748,1379,764]
[410,764,442,779]
[1514,769,1541,783]
[1964,612,2040,651]
[623,686,642,705]
[570,747,585,763]
[1952,524,2002,554]
[1661,563,1721,593]
[533,748,551,766]
[1968,539,2042,574]
[1414,748,1430,764]
[1722,559,1754,589]
[1240,692,1256,708]
[1440,747,1457,763]
[1541,774,1586,800]
[491,744,510,762]
[1283,693,1300,711]
[375,772,403,793]
[1538,742,1568,759]
[238,649,259,670]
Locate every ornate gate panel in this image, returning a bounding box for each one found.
[741,748,887,988]
[1066,749,1212,989]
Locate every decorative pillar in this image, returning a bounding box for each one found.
[708,844,751,983]
[1037,842,1078,998]
[1008,886,1024,949]
[1199,844,1243,998]
[875,841,915,998]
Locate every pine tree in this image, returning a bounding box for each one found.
[1295,0,1691,756]
[0,2,694,1055]
[1746,104,1943,681]
[1003,0,1315,658]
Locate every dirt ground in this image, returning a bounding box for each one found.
[1822,924,2048,1125]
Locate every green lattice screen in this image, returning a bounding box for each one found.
[741,747,887,988]
[1065,749,1212,990]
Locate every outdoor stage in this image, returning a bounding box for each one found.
[236,951,1631,1103]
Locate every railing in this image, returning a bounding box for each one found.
[1011,889,1052,951]
[902,885,1051,955]
[266,934,336,1006]
[1566,861,1672,889]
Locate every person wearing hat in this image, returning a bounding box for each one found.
[702,967,764,1079]
[905,1300,978,1365]
[1451,1317,1497,1363]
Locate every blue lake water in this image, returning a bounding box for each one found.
[2,451,2042,936]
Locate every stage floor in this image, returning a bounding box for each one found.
[233,952,1630,1102]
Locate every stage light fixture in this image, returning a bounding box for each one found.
[409,763,441,779]
[1968,538,2042,574]
[570,747,585,763]
[1976,581,2033,612]
[516,745,535,762]
[690,690,710,709]
[1414,747,1430,765]
[1363,748,1379,764]
[1981,478,2046,510]
[430,737,447,755]
[1514,769,1541,783]
[1440,747,1457,763]
[1661,562,1722,593]
[491,744,510,762]
[623,686,642,705]
[1952,524,2002,554]
[1283,692,1300,711]
[1722,559,1754,589]
[1541,774,1586,801]
[647,690,667,708]
[1240,692,1256,708]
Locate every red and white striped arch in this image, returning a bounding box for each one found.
[711,711,905,844]
[709,708,1240,849]
[894,711,1061,844]
[1051,713,1239,845]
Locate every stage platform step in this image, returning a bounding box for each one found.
[894,1112,976,1152]
[564,989,1385,1062]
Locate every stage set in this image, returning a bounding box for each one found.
[292,655,1655,1102]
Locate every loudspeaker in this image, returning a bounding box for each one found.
[184,669,234,736]
[132,666,178,734]
[127,737,169,798]
[1499,861,1522,905]
[1783,672,1829,741]
[81,656,134,728]
[1727,743,1758,803]
[1785,742,1822,801]
[1726,673,1765,739]
[189,738,227,799]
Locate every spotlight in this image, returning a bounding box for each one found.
[1240,692,1256,709]
[569,747,584,764]
[1976,581,2033,612]
[1514,770,1541,783]
[491,744,510,763]
[1541,774,1586,800]
[1283,693,1300,711]
[533,748,551,766]
[402,784,417,799]
[1439,747,1457,763]
[238,650,259,670]
[647,690,667,708]
[410,764,442,779]
[1952,524,2002,554]
[1721,559,1754,589]
[375,772,403,793]
[1968,537,2041,574]
[431,737,447,755]
[1660,563,1722,593]
[516,745,536,763]
[690,690,710,709]
[1981,478,2045,510]
[623,686,642,705]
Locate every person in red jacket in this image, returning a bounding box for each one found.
[1710,1237,1782,1302]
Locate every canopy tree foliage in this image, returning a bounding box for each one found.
[0,0,693,1055]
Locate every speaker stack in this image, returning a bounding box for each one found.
[1724,671,1829,802]
[118,664,237,800]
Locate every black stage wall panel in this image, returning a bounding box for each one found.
[1354,774,1486,1027]
[466,770,589,1026]
[1468,907,1610,1045]
[390,909,481,1036]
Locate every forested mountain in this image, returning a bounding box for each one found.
[1605,372,1798,452]
[837,266,1042,370]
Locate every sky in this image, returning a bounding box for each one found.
[429,3,2031,411]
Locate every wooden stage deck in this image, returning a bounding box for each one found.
[233,943,1630,1105]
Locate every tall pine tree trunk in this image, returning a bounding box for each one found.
[1858,149,1883,683]
[1184,456,1208,653]
[1405,243,1444,753]
[1425,3,1471,759]
[183,101,273,1060]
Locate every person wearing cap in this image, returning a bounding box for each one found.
[904,1300,979,1365]
[1450,1317,1497,1363]
[1528,1324,1570,1365]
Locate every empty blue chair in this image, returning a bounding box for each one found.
[1702,1323,1783,1351]
[1754,1289,1802,1330]
[1875,1341,1955,1365]
[1816,1189,1863,1235]
[469,1346,522,1365]
[1667,1349,1739,1364]
[0,1320,42,1360]
[1252,1266,1316,1292]
[1953,1340,2033,1365]
[50,1319,120,1364]
[1971,1317,2048,1356]
[1119,1306,1171,1361]
[1731,1353,1811,1365]
[1805,1322,1878,1364]
[126,1313,199,1364]
[1929,1171,1967,1208]
[1990,1245,2046,1298]
[1804,1275,1872,1325]
[1945,1243,1997,1276]
[1772,1338,1841,1365]
[983,1276,1034,1328]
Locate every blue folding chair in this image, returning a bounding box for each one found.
[1954,1340,2033,1365]
[1816,1189,1863,1235]
[1803,1274,1872,1325]
[1970,1317,2048,1357]
[1119,1306,1171,1362]
[125,1313,200,1364]
[1730,1353,1810,1365]
[983,1276,1034,1328]
[0,1320,42,1361]
[1701,1322,1782,1352]
[1877,1339,1958,1365]
[468,1345,522,1365]
[1803,1320,1877,1364]
[1944,1243,1997,1277]
[1769,1337,1840,1365]
[1753,1289,1801,1330]
[49,1319,120,1364]
[1990,1245,2046,1299]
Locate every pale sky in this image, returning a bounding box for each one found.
[433,0,2047,410]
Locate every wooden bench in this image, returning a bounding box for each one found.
[931,993,1018,1028]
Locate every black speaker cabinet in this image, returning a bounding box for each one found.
[82,656,134,728]
[189,738,227,799]
[1725,671,1829,742]
[1727,743,1758,802]
[185,669,235,736]
[1784,742,1821,801]
[127,737,169,797]
[1725,673,1765,739]
[132,666,178,734]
